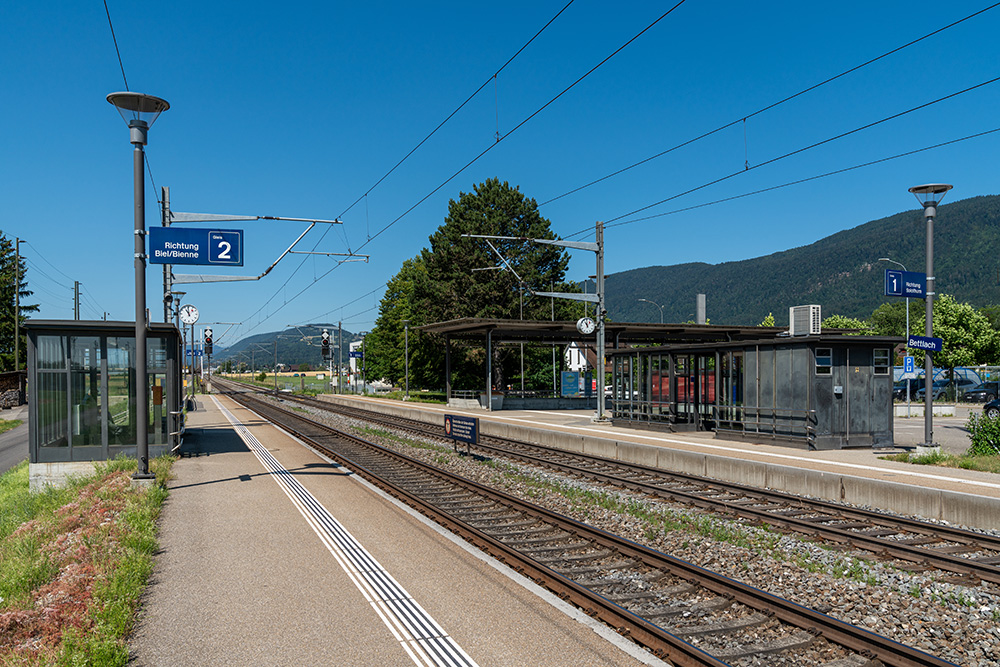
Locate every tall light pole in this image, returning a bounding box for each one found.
[107,92,169,484]
[638,298,664,324]
[360,332,369,395]
[402,320,410,400]
[878,258,911,416]
[908,183,952,453]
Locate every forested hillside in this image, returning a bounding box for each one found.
[609,194,1000,325]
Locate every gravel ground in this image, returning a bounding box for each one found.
[282,398,1000,667]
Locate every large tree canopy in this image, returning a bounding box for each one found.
[366,178,581,391]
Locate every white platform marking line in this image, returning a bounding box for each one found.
[214,397,479,667]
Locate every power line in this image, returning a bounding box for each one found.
[604,126,1000,229]
[539,2,1000,208]
[243,2,580,333]
[563,73,1000,239]
[103,0,129,91]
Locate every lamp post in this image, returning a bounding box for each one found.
[360,332,368,395]
[908,183,952,453]
[878,258,911,416]
[638,298,664,324]
[402,320,410,400]
[107,92,169,485]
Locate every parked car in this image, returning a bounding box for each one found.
[964,381,1000,403]
[892,379,921,401]
[915,377,977,401]
[984,397,1000,419]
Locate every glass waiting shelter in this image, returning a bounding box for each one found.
[26,320,183,465]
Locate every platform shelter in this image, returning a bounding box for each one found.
[25,320,183,488]
[609,335,900,449]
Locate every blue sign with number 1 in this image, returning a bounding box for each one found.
[884,269,925,298]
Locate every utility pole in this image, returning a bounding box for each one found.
[14,238,20,372]
[73,281,80,320]
[338,321,343,394]
[162,186,172,323]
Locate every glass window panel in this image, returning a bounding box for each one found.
[816,348,833,376]
[38,372,68,448]
[37,335,66,370]
[107,336,136,447]
[874,349,890,375]
[70,336,103,448]
[148,337,168,372]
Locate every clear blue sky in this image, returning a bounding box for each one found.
[4,2,1000,345]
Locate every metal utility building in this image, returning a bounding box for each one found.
[609,335,899,449]
[25,320,183,488]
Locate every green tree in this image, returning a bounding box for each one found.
[0,233,38,371]
[367,178,578,391]
[925,294,1000,368]
[759,312,774,327]
[822,314,872,334]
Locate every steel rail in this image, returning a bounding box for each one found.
[251,386,1000,585]
[224,387,959,667]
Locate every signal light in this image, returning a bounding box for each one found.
[204,328,213,356]
[321,329,330,359]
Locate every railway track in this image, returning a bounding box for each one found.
[218,383,959,667]
[217,380,1000,589]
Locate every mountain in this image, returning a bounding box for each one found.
[607,194,1000,326]
[212,324,360,370]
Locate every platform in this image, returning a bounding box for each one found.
[128,394,664,667]
[316,395,1000,532]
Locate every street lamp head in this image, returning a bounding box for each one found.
[908,183,953,211]
[106,92,170,145]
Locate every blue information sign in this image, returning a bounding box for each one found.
[884,269,925,298]
[903,355,915,374]
[444,414,478,447]
[349,351,363,359]
[149,227,244,266]
[908,335,943,352]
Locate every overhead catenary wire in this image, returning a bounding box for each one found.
[538,1,1000,209]
[240,3,689,338]
[562,73,1000,239]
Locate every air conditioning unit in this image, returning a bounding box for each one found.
[789,305,821,336]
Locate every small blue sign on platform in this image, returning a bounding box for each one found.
[903,355,915,374]
[444,414,478,448]
[884,269,925,298]
[349,351,363,359]
[149,227,243,266]
[908,335,943,352]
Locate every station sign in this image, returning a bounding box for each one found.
[444,414,478,448]
[907,335,943,352]
[149,227,244,266]
[884,269,925,298]
[349,351,364,359]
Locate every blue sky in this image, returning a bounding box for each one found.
[4,2,1000,345]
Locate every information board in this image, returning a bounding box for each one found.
[149,227,244,266]
[444,414,478,448]
[908,335,943,352]
[884,269,926,298]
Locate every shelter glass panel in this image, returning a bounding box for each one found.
[37,335,66,370]
[37,371,68,448]
[70,336,102,450]
[107,336,136,447]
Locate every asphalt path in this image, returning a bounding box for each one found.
[0,404,28,475]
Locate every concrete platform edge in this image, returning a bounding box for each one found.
[318,395,1000,531]
[242,396,671,667]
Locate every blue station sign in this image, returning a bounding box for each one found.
[884,269,926,298]
[908,335,943,352]
[149,227,244,266]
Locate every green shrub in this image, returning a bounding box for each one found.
[966,411,1000,456]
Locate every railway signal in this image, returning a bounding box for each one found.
[204,327,213,356]
[321,329,330,359]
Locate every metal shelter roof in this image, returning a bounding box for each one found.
[418,318,790,345]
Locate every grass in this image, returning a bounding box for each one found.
[0,420,21,435]
[0,454,175,666]
[880,450,1000,473]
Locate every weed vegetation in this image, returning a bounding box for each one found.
[0,455,175,666]
[878,412,1000,473]
[0,420,21,435]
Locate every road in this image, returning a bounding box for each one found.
[0,404,28,476]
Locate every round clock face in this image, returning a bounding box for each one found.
[179,304,200,325]
[576,316,596,335]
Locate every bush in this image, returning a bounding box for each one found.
[257,372,267,382]
[966,411,1000,455]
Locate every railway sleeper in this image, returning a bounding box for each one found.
[534,548,613,564]
[552,559,641,576]
[708,629,816,659]
[672,611,770,638]
[517,541,593,556]
[496,532,570,547]
[641,596,733,620]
